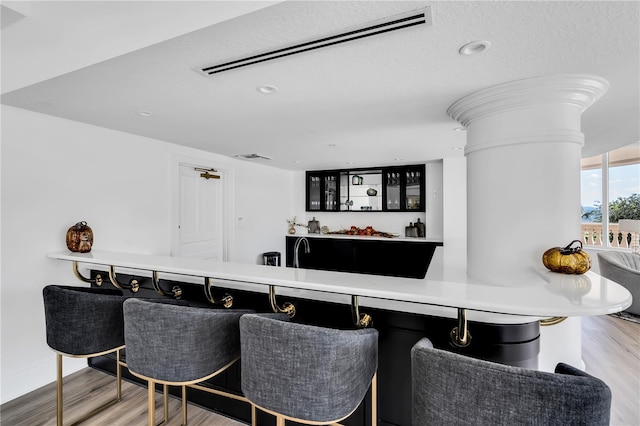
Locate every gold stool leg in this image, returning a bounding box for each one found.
[148,380,155,426]
[57,354,63,426]
[116,349,122,401]
[54,351,123,426]
[251,405,257,426]
[371,373,378,426]
[181,385,187,425]
[276,415,285,426]
[163,384,169,425]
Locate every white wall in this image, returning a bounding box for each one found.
[442,157,467,250]
[231,157,294,264]
[0,105,292,403]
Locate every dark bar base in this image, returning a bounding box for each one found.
[285,235,442,279]
[89,271,539,426]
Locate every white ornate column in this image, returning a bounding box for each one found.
[448,74,609,370]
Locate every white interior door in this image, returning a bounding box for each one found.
[176,165,223,260]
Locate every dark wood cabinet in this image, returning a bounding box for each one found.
[286,235,441,279]
[305,164,426,212]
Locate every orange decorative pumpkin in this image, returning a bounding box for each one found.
[66,221,93,253]
[542,240,591,275]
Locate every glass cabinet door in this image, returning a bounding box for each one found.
[405,166,422,210]
[383,165,425,211]
[339,173,350,211]
[385,170,402,210]
[324,174,338,211]
[307,173,321,211]
[306,171,340,211]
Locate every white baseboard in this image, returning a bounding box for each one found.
[1,355,86,405]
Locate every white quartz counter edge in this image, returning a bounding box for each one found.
[48,249,631,319]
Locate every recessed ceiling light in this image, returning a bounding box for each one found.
[257,85,278,94]
[453,127,466,131]
[394,158,404,161]
[451,147,464,151]
[328,143,337,147]
[458,40,491,56]
[138,111,153,117]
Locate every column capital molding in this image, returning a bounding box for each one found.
[447,74,609,128]
[464,129,584,155]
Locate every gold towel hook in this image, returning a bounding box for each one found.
[204,277,233,308]
[152,271,182,299]
[351,296,373,328]
[268,285,295,317]
[108,265,139,293]
[72,261,103,286]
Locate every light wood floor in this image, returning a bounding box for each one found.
[0,369,245,426]
[1,315,638,425]
[582,315,640,426]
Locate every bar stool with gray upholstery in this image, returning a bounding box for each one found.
[239,313,379,426]
[411,337,612,425]
[123,298,253,426]
[598,251,640,315]
[43,284,127,426]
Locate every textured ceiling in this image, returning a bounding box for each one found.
[2,1,639,171]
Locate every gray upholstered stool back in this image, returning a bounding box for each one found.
[43,285,126,355]
[43,284,128,426]
[123,298,251,383]
[598,251,640,315]
[240,313,378,424]
[411,338,611,426]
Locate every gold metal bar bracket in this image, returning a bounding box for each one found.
[204,277,233,308]
[540,316,568,326]
[351,295,373,328]
[152,271,182,299]
[268,285,295,317]
[450,308,472,347]
[108,265,140,293]
[72,261,103,286]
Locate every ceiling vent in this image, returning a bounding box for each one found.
[233,153,273,161]
[196,7,432,76]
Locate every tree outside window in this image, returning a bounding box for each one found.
[581,143,640,247]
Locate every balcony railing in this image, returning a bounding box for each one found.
[581,223,634,248]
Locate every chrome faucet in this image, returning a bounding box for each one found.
[293,237,310,268]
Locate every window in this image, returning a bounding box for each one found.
[581,142,640,247]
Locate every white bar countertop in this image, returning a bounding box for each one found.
[48,247,631,321]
